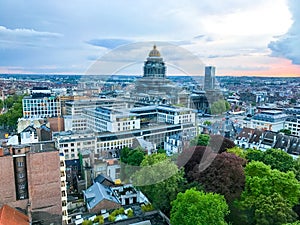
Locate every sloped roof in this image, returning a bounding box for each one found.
[0,204,29,225]
[84,182,120,210]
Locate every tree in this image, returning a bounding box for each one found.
[0,94,23,130]
[210,100,230,115]
[189,152,246,202]
[227,146,247,159]
[279,129,292,135]
[208,135,235,153]
[246,148,295,173]
[170,188,229,225]
[245,148,264,162]
[203,120,212,126]
[253,193,297,225]
[120,147,146,181]
[132,153,184,214]
[190,134,210,146]
[237,161,300,225]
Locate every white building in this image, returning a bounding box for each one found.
[53,130,96,160]
[83,106,140,133]
[285,116,300,137]
[246,111,288,131]
[64,115,87,131]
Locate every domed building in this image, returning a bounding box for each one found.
[132,45,187,106]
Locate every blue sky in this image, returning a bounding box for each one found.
[0,0,299,76]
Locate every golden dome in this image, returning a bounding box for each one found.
[148,45,161,57]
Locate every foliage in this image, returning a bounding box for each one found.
[246,148,295,173]
[253,193,297,225]
[177,146,214,179]
[227,146,247,159]
[110,207,125,217]
[279,129,292,135]
[284,222,300,225]
[120,147,146,181]
[120,147,145,165]
[141,203,154,212]
[127,209,134,217]
[108,214,116,222]
[210,100,230,115]
[132,153,185,214]
[292,157,300,181]
[189,152,246,202]
[237,161,300,225]
[245,148,264,161]
[82,220,92,225]
[93,215,104,224]
[190,134,210,146]
[0,94,24,130]
[157,148,166,154]
[208,135,235,153]
[170,188,229,225]
[203,120,212,126]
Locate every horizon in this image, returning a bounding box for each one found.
[0,1,300,76]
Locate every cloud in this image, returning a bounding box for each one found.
[0,25,62,48]
[268,0,300,65]
[86,38,132,49]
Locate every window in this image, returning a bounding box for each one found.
[18,173,24,179]
[17,161,24,167]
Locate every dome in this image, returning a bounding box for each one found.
[148,45,161,57]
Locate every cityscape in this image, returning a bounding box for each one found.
[1,1,300,225]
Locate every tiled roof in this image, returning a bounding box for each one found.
[0,204,29,225]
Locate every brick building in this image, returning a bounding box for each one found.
[0,141,65,224]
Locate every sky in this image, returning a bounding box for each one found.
[0,0,299,76]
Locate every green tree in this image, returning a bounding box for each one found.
[82,220,92,225]
[132,153,184,214]
[203,120,212,126]
[227,146,247,159]
[190,134,210,146]
[0,94,24,130]
[120,147,146,181]
[210,100,230,115]
[246,148,295,173]
[279,129,292,135]
[170,188,229,225]
[237,161,300,225]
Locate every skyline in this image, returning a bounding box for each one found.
[0,0,299,77]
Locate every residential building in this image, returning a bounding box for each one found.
[0,141,63,224]
[285,116,300,137]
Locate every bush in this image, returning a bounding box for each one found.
[108,214,116,222]
[82,220,92,225]
[141,203,154,212]
[97,215,104,224]
[127,209,134,217]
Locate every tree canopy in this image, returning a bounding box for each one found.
[190,134,210,146]
[170,188,229,225]
[237,161,300,225]
[132,153,184,214]
[246,148,295,173]
[210,100,230,115]
[189,152,246,202]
